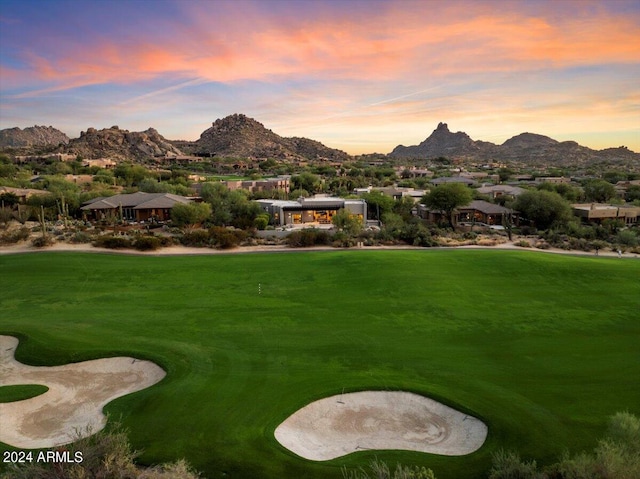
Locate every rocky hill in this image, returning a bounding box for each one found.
[192,114,350,161]
[63,126,183,161]
[390,123,640,167]
[0,125,69,148]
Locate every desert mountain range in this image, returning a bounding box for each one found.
[390,122,639,166]
[1,116,638,167]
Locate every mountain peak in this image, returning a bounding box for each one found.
[195,114,350,161]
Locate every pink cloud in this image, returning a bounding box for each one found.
[5,1,639,98]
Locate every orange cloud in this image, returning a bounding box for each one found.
[6,1,639,99]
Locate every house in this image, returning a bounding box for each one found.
[353,186,427,202]
[256,195,367,227]
[0,186,50,203]
[430,176,476,186]
[418,200,515,226]
[476,184,525,199]
[224,176,291,195]
[571,203,640,225]
[81,192,194,222]
[535,176,571,184]
[82,158,116,169]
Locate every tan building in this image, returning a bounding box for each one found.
[572,203,640,225]
[224,176,290,195]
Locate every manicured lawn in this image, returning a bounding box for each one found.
[0,250,638,479]
[0,385,48,403]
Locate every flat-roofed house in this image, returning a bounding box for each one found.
[572,203,640,225]
[256,196,367,226]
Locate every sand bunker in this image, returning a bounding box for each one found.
[0,335,166,449]
[275,390,487,460]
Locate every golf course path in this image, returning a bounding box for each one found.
[275,391,487,460]
[0,335,166,449]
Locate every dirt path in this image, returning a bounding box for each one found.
[0,238,637,258]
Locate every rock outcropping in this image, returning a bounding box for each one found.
[390,123,639,166]
[193,114,350,161]
[0,126,69,148]
[64,126,183,161]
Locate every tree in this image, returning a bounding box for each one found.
[421,183,473,228]
[170,202,212,228]
[291,172,322,194]
[625,185,640,202]
[361,190,395,221]
[513,190,572,230]
[582,179,617,203]
[332,208,363,236]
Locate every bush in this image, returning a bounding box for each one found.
[0,227,30,245]
[489,450,544,479]
[31,236,54,248]
[93,235,132,249]
[286,228,331,247]
[180,229,211,247]
[134,235,162,251]
[209,226,247,249]
[70,231,93,244]
[515,240,531,248]
[1,421,200,479]
[342,459,436,479]
[616,230,638,247]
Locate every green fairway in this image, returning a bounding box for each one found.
[0,385,48,403]
[0,250,638,479]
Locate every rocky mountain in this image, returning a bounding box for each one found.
[0,125,69,148]
[390,122,496,159]
[63,126,183,161]
[390,123,640,167]
[193,114,350,161]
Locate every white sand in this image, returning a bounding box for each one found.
[274,391,487,460]
[0,335,166,449]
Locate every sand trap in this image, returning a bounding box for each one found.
[0,335,166,449]
[274,391,487,460]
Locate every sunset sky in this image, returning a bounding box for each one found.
[1,0,639,154]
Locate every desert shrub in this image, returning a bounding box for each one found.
[518,225,538,236]
[405,224,437,247]
[0,207,12,226]
[70,231,93,244]
[0,227,30,245]
[134,235,162,251]
[253,214,269,230]
[93,235,132,249]
[489,449,544,479]
[342,459,436,479]
[31,236,54,248]
[286,228,331,247]
[616,229,638,247]
[180,229,211,247]
[209,226,247,249]
[1,421,200,479]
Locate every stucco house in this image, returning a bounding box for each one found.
[256,195,367,227]
[571,203,640,225]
